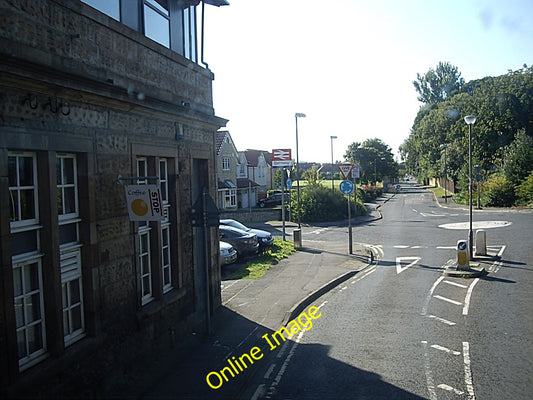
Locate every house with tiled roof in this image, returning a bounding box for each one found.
[216,131,259,209]
[241,149,273,196]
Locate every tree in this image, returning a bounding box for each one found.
[404,64,533,204]
[502,129,533,185]
[413,62,465,105]
[344,138,398,185]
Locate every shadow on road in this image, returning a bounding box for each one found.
[136,307,425,400]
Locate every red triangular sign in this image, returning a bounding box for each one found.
[338,164,354,179]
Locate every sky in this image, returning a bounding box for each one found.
[204,0,533,164]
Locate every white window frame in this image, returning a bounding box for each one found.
[61,250,85,346]
[137,158,153,304]
[56,154,85,346]
[159,158,172,293]
[224,189,237,208]
[222,157,230,171]
[9,152,47,370]
[13,256,47,371]
[9,152,39,229]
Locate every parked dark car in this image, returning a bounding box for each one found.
[220,219,274,251]
[219,225,259,258]
[258,192,287,208]
[219,241,237,265]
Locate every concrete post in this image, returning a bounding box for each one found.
[293,228,302,249]
[475,230,487,256]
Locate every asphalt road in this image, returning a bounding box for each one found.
[245,183,533,400]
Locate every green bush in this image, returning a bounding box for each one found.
[481,174,516,207]
[516,171,533,206]
[291,184,366,223]
[360,186,383,202]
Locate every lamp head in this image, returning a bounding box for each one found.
[331,136,338,139]
[464,115,477,125]
[295,113,306,118]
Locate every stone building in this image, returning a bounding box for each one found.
[0,0,227,396]
[215,131,259,209]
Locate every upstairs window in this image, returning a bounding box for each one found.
[143,0,170,48]
[82,0,120,20]
[81,0,198,62]
[222,157,230,171]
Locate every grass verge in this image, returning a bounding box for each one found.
[228,238,296,280]
[429,186,452,199]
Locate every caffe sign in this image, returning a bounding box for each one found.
[125,185,164,221]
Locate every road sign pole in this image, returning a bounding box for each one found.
[348,192,353,254]
[282,168,286,241]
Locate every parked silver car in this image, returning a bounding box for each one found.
[219,241,237,265]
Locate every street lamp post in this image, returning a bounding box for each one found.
[295,113,306,228]
[330,136,337,190]
[464,115,477,258]
[440,143,448,204]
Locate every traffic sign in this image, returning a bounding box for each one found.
[286,179,292,188]
[272,149,292,168]
[338,163,354,179]
[339,180,355,195]
[351,163,360,179]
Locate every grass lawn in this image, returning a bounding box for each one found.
[429,186,453,199]
[228,238,296,280]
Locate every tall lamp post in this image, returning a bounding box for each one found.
[440,143,448,204]
[464,115,477,257]
[330,135,337,190]
[295,113,306,228]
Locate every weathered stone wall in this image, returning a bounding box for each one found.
[0,0,225,394]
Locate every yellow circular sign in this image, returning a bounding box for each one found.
[131,198,148,216]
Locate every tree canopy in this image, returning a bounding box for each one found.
[401,63,533,206]
[344,138,398,184]
[413,61,465,105]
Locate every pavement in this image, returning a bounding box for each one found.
[105,195,392,400]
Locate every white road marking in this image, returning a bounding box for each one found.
[351,266,376,284]
[264,364,276,379]
[317,300,328,310]
[427,314,456,326]
[421,341,438,400]
[438,220,512,230]
[421,276,445,316]
[251,384,265,400]
[393,245,410,248]
[309,227,330,235]
[434,295,462,306]
[463,342,476,399]
[436,246,456,250]
[395,256,421,274]
[420,212,446,217]
[489,261,502,273]
[462,278,480,316]
[437,384,464,395]
[443,280,468,288]
[220,280,240,291]
[276,338,291,359]
[431,344,461,356]
[266,329,305,398]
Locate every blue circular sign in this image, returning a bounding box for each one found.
[457,241,467,251]
[286,179,292,188]
[339,180,354,195]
